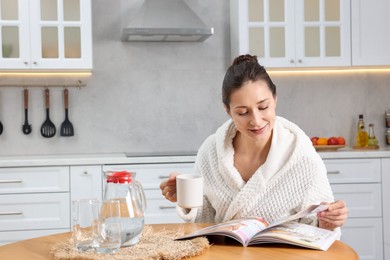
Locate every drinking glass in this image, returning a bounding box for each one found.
[71,199,99,251]
[93,200,122,254]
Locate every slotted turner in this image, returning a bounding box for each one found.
[40,89,56,138]
[22,89,32,135]
[60,88,74,136]
[0,91,3,135]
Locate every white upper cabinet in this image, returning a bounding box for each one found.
[231,0,351,68]
[351,0,390,66]
[0,0,92,70]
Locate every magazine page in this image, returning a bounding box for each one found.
[176,204,330,247]
[287,204,329,221]
[176,217,269,245]
[268,204,329,229]
[249,221,338,250]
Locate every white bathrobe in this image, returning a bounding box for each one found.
[182,116,334,227]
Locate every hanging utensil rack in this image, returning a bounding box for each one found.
[4,80,86,89]
[0,71,92,88]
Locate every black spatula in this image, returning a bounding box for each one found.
[40,89,56,138]
[22,89,32,135]
[60,88,74,137]
[0,90,3,135]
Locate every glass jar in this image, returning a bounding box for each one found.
[367,124,378,146]
[104,171,147,247]
[386,129,390,145]
[368,123,375,139]
[386,110,390,128]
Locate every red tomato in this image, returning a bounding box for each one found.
[328,137,338,145]
[336,136,346,145]
[311,137,319,145]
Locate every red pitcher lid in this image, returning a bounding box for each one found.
[106,171,133,183]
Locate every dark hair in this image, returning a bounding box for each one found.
[222,54,276,109]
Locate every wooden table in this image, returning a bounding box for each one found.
[0,223,358,260]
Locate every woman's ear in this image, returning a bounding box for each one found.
[224,104,231,116]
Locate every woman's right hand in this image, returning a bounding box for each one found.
[160,172,180,202]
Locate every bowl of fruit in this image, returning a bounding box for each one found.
[311,136,346,151]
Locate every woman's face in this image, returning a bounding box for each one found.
[226,80,277,143]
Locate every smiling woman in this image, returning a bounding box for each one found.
[226,80,277,179]
[160,54,348,233]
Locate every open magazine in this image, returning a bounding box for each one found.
[176,204,339,251]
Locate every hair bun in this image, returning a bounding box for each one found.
[232,54,258,66]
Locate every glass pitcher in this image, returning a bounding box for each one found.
[104,171,147,247]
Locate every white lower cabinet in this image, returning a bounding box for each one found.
[382,158,390,260]
[70,165,103,201]
[0,166,70,194]
[331,183,382,218]
[102,163,195,224]
[0,193,69,231]
[144,189,178,224]
[70,165,103,228]
[341,218,384,260]
[324,158,384,260]
[0,166,70,245]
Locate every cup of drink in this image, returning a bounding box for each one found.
[93,200,122,254]
[176,174,203,209]
[71,199,99,251]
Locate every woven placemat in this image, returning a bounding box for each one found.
[51,225,210,260]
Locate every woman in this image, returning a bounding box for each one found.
[160,54,348,231]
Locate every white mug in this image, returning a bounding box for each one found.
[176,174,203,209]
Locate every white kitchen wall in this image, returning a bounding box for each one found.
[275,72,390,146]
[0,0,389,156]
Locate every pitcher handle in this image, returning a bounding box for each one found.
[133,180,147,212]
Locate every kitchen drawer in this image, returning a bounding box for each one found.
[331,183,382,218]
[324,159,381,184]
[145,190,183,224]
[0,166,69,194]
[102,163,194,190]
[341,218,383,260]
[0,193,70,231]
[0,228,69,246]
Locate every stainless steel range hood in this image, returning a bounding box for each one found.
[121,0,214,42]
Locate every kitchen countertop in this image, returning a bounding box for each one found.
[317,147,390,159]
[0,153,197,168]
[0,148,389,168]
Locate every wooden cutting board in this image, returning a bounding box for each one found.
[352,145,380,150]
[314,145,346,151]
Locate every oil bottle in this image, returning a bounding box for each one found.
[356,114,368,147]
[367,123,378,147]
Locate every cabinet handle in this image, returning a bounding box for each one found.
[290,59,294,63]
[327,171,341,175]
[158,175,170,179]
[0,211,23,216]
[159,206,176,210]
[24,61,28,65]
[83,171,89,175]
[0,180,23,184]
[33,61,37,65]
[298,59,302,63]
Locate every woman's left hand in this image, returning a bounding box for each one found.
[317,200,348,231]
